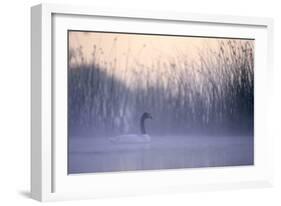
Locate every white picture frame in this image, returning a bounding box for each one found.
[31,3,274,202]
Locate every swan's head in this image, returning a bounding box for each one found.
[142,112,152,120]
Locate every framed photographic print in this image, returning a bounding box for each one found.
[31,3,274,201]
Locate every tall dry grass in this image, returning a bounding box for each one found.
[68,39,254,137]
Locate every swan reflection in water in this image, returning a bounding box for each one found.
[109,112,152,143]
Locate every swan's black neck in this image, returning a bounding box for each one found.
[140,115,147,134]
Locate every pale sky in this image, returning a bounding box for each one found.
[68,31,253,90]
[69,31,221,66]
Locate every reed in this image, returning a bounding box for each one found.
[68,39,254,137]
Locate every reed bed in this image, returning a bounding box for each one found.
[68,39,254,137]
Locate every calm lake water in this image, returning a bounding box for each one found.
[68,135,253,174]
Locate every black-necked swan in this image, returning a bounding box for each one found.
[109,112,152,143]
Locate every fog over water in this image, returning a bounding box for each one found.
[68,31,254,174]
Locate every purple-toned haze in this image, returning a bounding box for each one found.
[68,31,254,174]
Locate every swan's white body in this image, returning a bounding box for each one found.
[110,112,152,144]
[109,134,151,143]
